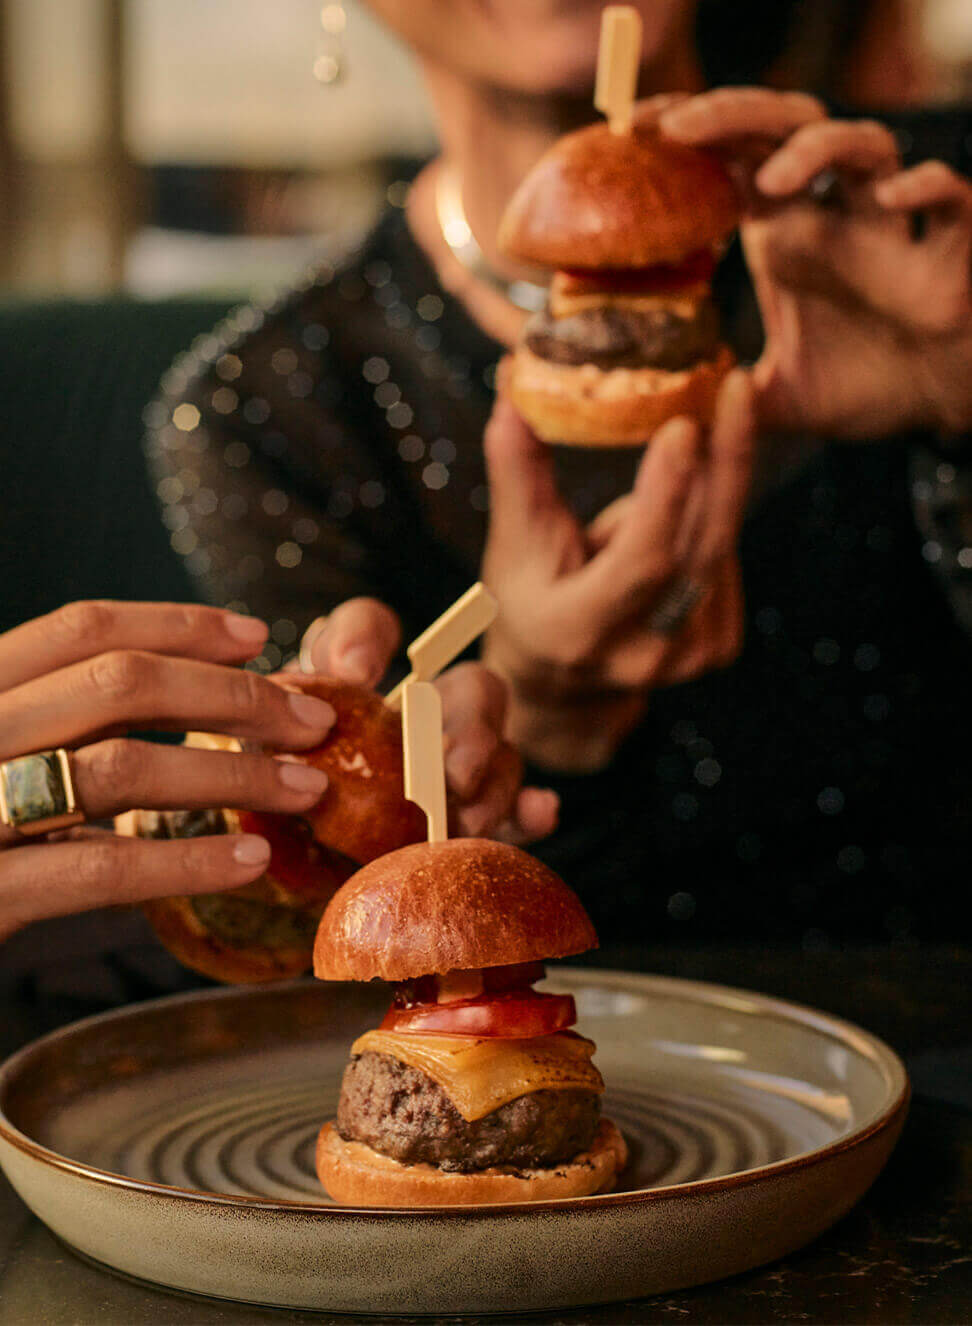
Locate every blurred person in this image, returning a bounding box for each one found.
[136,0,970,950]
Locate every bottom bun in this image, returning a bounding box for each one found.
[510,343,735,446]
[316,1117,628,1207]
[117,807,339,985]
[140,893,320,985]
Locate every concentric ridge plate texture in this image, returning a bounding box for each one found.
[0,970,909,1314]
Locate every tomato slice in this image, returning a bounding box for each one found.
[237,809,356,901]
[380,990,577,1039]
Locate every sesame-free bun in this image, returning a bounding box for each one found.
[499,119,738,271]
[267,676,426,866]
[316,1118,627,1207]
[510,342,735,446]
[313,838,597,983]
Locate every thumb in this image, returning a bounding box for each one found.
[482,390,562,544]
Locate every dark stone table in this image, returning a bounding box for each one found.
[1,944,970,1324]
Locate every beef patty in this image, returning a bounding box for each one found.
[524,299,721,371]
[337,1051,600,1172]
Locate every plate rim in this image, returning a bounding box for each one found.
[0,967,910,1219]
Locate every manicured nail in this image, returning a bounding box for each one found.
[288,691,336,730]
[224,613,268,645]
[446,745,483,796]
[337,645,375,685]
[277,761,328,796]
[233,835,271,867]
[461,805,493,838]
[874,178,899,205]
[659,104,700,128]
[669,423,698,467]
[299,616,329,674]
[755,158,795,193]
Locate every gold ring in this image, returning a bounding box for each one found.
[0,748,84,837]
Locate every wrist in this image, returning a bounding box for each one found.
[505,685,647,772]
[916,342,972,439]
[483,634,646,772]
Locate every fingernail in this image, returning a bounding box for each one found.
[755,159,793,193]
[659,104,698,128]
[669,423,698,467]
[461,806,493,838]
[288,691,336,730]
[277,760,328,796]
[299,616,329,675]
[874,178,897,204]
[224,613,268,645]
[446,745,482,796]
[233,835,271,867]
[337,645,375,685]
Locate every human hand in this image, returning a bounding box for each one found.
[0,601,338,941]
[481,370,755,771]
[660,88,972,438]
[297,598,558,844]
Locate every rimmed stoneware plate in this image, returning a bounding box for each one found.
[0,970,908,1315]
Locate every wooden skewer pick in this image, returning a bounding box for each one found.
[385,581,498,710]
[402,681,448,843]
[594,5,643,135]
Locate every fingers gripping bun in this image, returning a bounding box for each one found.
[272,676,426,865]
[316,1118,628,1207]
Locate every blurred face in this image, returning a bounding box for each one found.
[364,1,699,98]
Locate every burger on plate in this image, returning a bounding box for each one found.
[498,113,739,446]
[314,837,627,1206]
[117,676,426,984]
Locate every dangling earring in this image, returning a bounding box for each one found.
[313,4,347,85]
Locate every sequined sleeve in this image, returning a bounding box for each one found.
[144,296,407,670]
[910,442,972,637]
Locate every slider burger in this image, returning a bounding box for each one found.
[498,114,739,445]
[117,676,426,984]
[314,837,627,1206]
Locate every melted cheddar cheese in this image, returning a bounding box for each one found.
[549,272,707,320]
[350,1030,604,1122]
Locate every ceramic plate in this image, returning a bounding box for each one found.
[0,970,908,1314]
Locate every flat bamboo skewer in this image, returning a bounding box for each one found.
[594,5,643,135]
[385,582,498,710]
[402,681,448,843]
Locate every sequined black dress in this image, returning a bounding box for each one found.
[147,115,972,949]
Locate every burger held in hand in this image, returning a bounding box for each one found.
[117,675,425,984]
[314,837,627,1206]
[499,114,739,446]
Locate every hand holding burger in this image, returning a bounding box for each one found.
[119,597,560,982]
[482,372,756,771]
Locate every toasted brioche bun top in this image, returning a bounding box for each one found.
[499,119,738,271]
[313,838,597,982]
[265,675,426,865]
